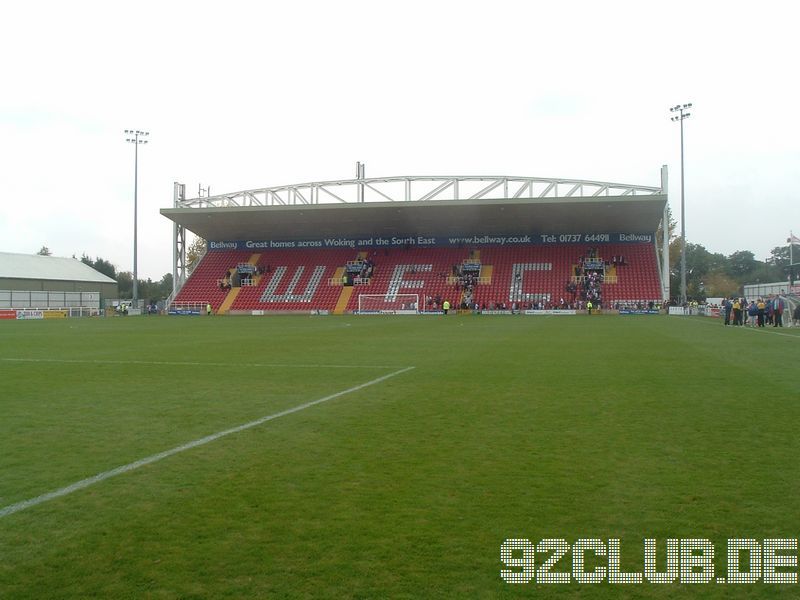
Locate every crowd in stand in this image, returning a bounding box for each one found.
[613,300,664,311]
[358,258,375,279]
[575,247,626,266]
[453,264,479,287]
[426,294,444,310]
[582,271,603,306]
[452,262,481,309]
[722,294,790,327]
[342,258,376,285]
[566,248,620,309]
[219,264,270,289]
[437,247,651,312]
[444,298,596,312]
[610,255,627,266]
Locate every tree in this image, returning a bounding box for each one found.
[186,236,207,274]
[767,245,791,268]
[669,243,726,301]
[656,204,678,249]
[702,272,739,298]
[158,273,172,300]
[81,254,117,279]
[37,246,52,256]
[158,273,174,298]
[665,241,780,301]
[725,250,759,280]
[667,237,683,300]
[78,253,173,301]
[137,273,173,302]
[767,244,800,284]
[117,271,133,299]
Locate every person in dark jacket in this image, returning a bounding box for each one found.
[773,294,785,327]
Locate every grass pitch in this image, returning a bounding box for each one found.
[1,314,799,598]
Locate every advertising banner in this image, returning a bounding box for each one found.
[0,309,16,320]
[168,308,201,316]
[43,310,68,319]
[619,309,660,315]
[208,232,654,252]
[524,310,578,316]
[16,310,44,320]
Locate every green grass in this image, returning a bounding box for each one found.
[1,314,799,598]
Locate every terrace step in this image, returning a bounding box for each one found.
[218,287,242,314]
[334,286,354,314]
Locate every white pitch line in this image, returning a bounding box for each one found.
[688,317,800,339]
[740,326,800,339]
[735,319,800,338]
[0,366,415,519]
[0,357,406,369]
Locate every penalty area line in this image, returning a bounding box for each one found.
[0,366,415,520]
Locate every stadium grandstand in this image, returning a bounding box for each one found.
[0,251,116,318]
[160,166,670,315]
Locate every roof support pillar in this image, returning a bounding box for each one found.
[660,165,670,301]
[172,182,187,297]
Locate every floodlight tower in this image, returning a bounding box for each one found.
[124,129,149,306]
[670,103,691,305]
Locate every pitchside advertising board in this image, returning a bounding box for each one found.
[207,232,655,251]
[168,308,202,315]
[0,310,68,320]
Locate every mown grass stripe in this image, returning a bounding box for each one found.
[0,357,407,369]
[0,366,415,519]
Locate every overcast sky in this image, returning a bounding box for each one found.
[1,0,797,280]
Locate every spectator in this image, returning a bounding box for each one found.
[747,300,758,327]
[773,293,786,327]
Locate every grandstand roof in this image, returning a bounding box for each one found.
[161,194,668,242]
[0,252,117,283]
